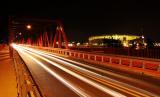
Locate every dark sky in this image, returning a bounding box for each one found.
[1,1,160,42]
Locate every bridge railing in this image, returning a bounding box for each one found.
[13,48,43,97]
[70,47,160,59]
[23,45,160,78]
[0,44,5,50]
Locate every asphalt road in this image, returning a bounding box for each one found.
[12,44,160,97]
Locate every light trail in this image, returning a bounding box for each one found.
[12,44,92,97]
[35,49,155,97]
[16,44,157,97]
[13,44,127,97]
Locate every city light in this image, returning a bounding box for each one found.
[19,32,22,36]
[89,34,140,47]
[26,24,32,30]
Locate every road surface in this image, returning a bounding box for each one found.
[12,44,160,97]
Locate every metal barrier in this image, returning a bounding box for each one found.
[13,50,43,97]
[70,47,160,59]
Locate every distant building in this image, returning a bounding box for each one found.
[89,34,141,47]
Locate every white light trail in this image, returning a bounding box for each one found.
[17,45,158,97]
[13,44,126,97]
[25,48,154,97]
[12,44,91,97]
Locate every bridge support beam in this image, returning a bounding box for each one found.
[53,20,68,49]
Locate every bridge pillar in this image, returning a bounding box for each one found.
[53,20,68,49]
[142,61,145,69]
[101,56,104,62]
[119,59,122,65]
[129,60,132,67]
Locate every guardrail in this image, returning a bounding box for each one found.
[13,50,43,97]
[0,44,5,50]
[23,45,160,78]
[70,47,160,59]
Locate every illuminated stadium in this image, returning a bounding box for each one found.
[89,34,141,47]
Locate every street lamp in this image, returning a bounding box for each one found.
[26,24,32,30]
[142,35,145,48]
[19,32,22,36]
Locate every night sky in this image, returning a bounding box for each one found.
[1,1,160,43]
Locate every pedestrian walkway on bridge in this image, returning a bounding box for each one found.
[0,45,17,97]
